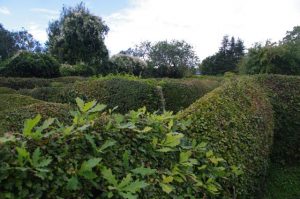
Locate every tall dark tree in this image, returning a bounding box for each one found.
[0,24,42,61]
[200,36,245,75]
[0,24,16,61]
[47,2,109,72]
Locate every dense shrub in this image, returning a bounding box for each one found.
[0,94,41,112]
[110,54,147,76]
[0,77,51,89]
[0,99,240,198]
[1,52,60,78]
[0,87,17,94]
[255,75,300,164]
[0,102,71,135]
[178,77,274,197]
[60,63,95,77]
[73,77,161,113]
[19,76,220,113]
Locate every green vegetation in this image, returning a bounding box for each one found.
[264,164,300,199]
[0,102,71,135]
[0,87,17,94]
[1,51,60,78]
[255,75,300,164]
[0,98,240,198]
[0,94,41,112]
[178,77,274,197]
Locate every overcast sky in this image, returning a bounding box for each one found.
[0,0,299,59]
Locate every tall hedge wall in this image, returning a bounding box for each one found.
[255,75,300,164]
[178,77,274,198]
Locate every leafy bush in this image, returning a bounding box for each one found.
[0,94,41,112]
[72,77,161,113]
[60,63,95,77]
[0,77,52,89]
[255,75,300,164]
[0,98,240,198]
[110,54,147,76]
[0,52,60,78]
[178,77,274,197]
[0,87,17,94]
[0,102,71,135]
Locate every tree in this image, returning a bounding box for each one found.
[110,54,147,76]
[47,2,109,72]
[0,24,42,61]
[200,36,245,75]
[121,40,199,78]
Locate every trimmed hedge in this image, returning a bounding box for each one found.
[38,76,218,113]
[0,102,71,135]
[0,94,41,112]
[178,77,274,197]
[255,75,300,164]
[0,87,17,94]
[0,77,51,90]
[73,78,161,113]
[0,52,60,78]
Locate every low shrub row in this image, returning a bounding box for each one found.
[0,102,71,135]
[255,75,300,164]
[0,76,86,90]
[178,77,274,197]
[19,76,221,113]
[0,94,41,112]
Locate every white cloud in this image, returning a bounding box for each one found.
[31,8,59,20]
[28,22,48,43]
[104,0,300,59]
[0,6,11,15]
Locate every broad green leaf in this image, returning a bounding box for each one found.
[23,114,41,136]
[66,176,79,190]
[85,134,97,151]
[159,183,173,194]
[118,174,132,189]
[88,104,107,113]
[163,133,184,147]
[122,180,148,193]
[37,118,55,133]
[131,167,156,176]
[206,150,214,158]
[83,100,97,112]
[119,192,137,199]
[32,147,41,166]
[157,147,173,152]
[179,151,192,163]
[207,184,219,194]
[101,167,118,186]
[162,175,173,184]
[75,98,85,112]
[16,146,30,166]
[79,158,101,180]
[37,158,52,168]
[99,140,116,152]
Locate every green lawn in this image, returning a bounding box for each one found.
[264,164,300,199]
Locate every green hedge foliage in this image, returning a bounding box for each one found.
[0,102,71,135]
[0,98,241,198]
[0,87,17,94]
[24,76,218,113]
[0,94,41,112]
[178,77,274,198]
[0,77,52,89]
[1,52,60,78]
[255,75,300,164]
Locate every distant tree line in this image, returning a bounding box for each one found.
[0,2,299,78]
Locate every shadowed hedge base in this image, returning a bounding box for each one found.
[0,102,71,135]
[255,75,300,165]
[178,77,274,198]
